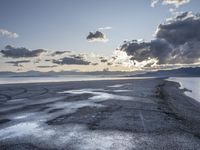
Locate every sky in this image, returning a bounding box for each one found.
[0,0,200,72]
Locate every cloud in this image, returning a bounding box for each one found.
[118,39,171,65]
[1,45,46,58]
[98,26,112,30]
[151,0,159,7]
[5,60,30,66]
[52,57,90,65]
[151,0,190,7]
[70,54,84,60]
[116,12,200,67]
[86,31,108,42]
[33,58,41,64]
[100,59,108,63]
[98,56,108,63]
[91,63,98,66]
[156,12,200,46]
[51,51,70,56]
[0,29,19,38]
[37,65,57,68]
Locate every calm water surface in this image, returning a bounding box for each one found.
[0,75,152,84]
[168,77,200,103]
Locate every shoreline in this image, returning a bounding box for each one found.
[160,80,200,137]
[0,76,158,85]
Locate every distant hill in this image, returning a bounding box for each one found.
[132,67,200,77]
[1,67,199,78]
[0,70,140,77]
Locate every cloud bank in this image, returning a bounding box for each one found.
[116,12,200,67]
[1,45,46,58]
[51,51,70,56]
[37,65,57,68]
[5,60,30,66]
[0,29,19,38]
[86,31,108,42]
[53,57,91,65]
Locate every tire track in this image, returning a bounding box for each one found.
[0,87,49,101]
[0,87,27,100]
[0,93,12,101]
[38,87,49,96]
[17,87,50,99]
[139,111,147,133]
[12,87,28,97]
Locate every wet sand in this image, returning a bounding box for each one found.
[0,78,199,150]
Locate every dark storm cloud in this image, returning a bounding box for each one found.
[118,12,200,65]
[119,39,172,64]
[1,45,46,58]
[86,31,108,42]
[5,60,30,66]
[53,57,90,65]
[156,12,200,46]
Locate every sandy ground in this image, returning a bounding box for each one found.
[0,78,199,150]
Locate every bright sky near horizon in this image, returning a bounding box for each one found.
[0,0,200,72]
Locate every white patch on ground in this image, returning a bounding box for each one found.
[89,92,132,101]
[58,89,154,104]
[113,90,132,92]
[0,122,54,140]
[7,99,26,103]
[59,89,133,102]
[108,83,130,88]
[13,113,36,120]
[74,130,137,150]
[46,100,104,116]
[0,121,138,150]
[58,88,104,94]
[30,96,66,105]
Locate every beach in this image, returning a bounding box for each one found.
[0,78,200,150]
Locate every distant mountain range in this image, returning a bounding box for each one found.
[0,70,138,77]
[0,67,200,77]
[131,67,200,77]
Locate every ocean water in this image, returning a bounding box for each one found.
[168,77,200,103]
